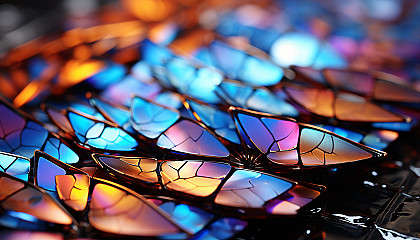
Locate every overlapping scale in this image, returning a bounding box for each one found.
[214,169,293,210]
[87,92,132,131]
[299,127,374,165]
[216,80,299,117]
[265,185,322,215]
[0,99,79,164]
[161,160,231,197]
[93,155,159,183]
[131,96,180,139]
[102,74,162,106]
[284,83,410,123]
[184,98,240,144]
[323,69,420,103]
[0,172,75,227]
[0,152,30,181]
[153,199,214,234]
[157,119,230,157]
[67,111,138,151]
[234,111,299,165]
[92,154,324,216]
[152,199,248,239]
[231,107,386,166]
[89,183,185,237]
[163,57,224,104]
[33,151,251,238]
[0,98,48,158]
[194,40,284,86]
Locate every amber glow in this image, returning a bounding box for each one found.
[55,174,90,211]
[170,29,214,56]
[2,187,73,225]
[13,82,45,107]
[121,0,175,22]
[0,75,17,99]
[58,60,105,87]
[73,45,92,61]
[89,183,180,236]
[62,28,83,48]
[13,61,58,107]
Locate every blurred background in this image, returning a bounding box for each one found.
[1,0,420,239]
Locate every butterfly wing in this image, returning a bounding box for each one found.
[231,107,386,166]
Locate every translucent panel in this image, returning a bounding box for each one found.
[335,92,406,122]
[323,69,374,95]
[45,107,74,134]
[186,99,240,144]
[89,183,183,237]
[285,86,335,118]
[131,97,180,139]
[217,81,299,117]
[300,128,374,165]
[42,137,79,164]
[240,57,283,86]
[0,152,30,181]
[89,95,131,130]
[193,217,247,240]
[265,185,321,215]
[36,157,66,192]
[95,155,159,183]
[0,231,64,240]
[87,62,126,89]
[158,201,213,234]
[267,150,299,165]
[293,66,327,85]
[102,75,162,106]
[235,112,299,164]
[157,120,230,157]
[161,160,231,197]
[69,102,105,121]
[198,40,283,86]
[132,61,154,82]
[215,170,293,208]
[0,175,73,225]
[286,83,407,122]
[373,79,420,102]
[248,88,299,117]
[141,39,173,66]
[0,176,24,201]
[56,174,89,211]
[165,58,223,104]
[68,112,138,151]
[209,41,246,79]
[0,103,48,158]
[153,91,183,109]
[270,32,319,67]
[312,43,348,69]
